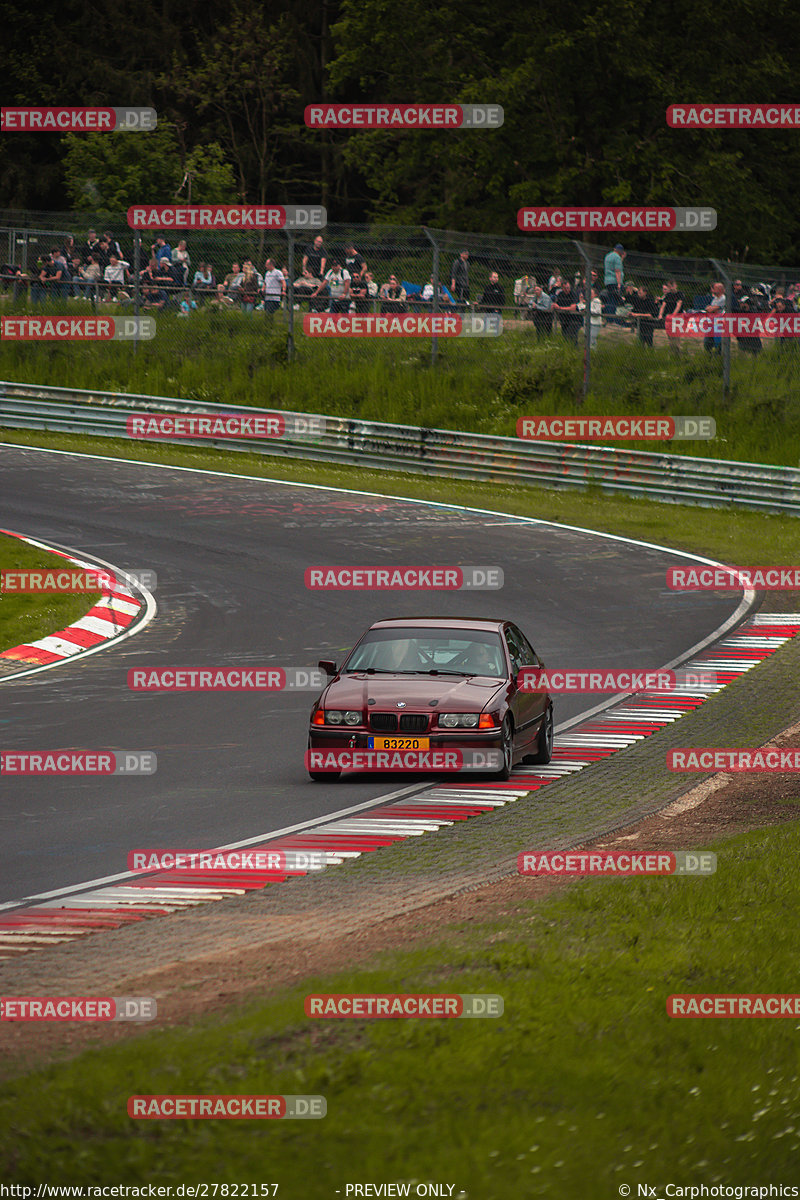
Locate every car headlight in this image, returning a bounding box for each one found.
[439,712,480,728]
[326,710,362,725]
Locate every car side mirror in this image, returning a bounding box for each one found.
[318,660,337,677]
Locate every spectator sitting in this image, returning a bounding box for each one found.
[216,261,242,306]
[178,290,197,317]
[292,265,319,306]
[69,255,85,297]
[477,271,505,314]
[363,271,379,304]
[103,253,130,301]
[315,260,351,312]
[80,255,102,299]
[192,263,215,298]
[262,257,285,314]
[349,269,371,314]
[142,282,167,311]
[154,257,177,302]
[379,274,407,313]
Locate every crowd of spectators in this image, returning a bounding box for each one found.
[1,232,799,354]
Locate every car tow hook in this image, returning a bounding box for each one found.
[349,735,357,747]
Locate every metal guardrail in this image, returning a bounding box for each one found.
[1,379,799,514]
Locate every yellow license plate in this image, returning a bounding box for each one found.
[368,736,430,750]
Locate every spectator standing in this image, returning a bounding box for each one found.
[83,229,100,263]
[733,293,762,355]
[771,296,796,353]
[629,284,658,346]
[262,257,285,314]
[344,242,366,277]
[552,278,581,344]
[450,249,470,307]
[531,284,553,337]
[152,235,172,264]
[514,273,537,319]
[603,243,625,312]
[704,281,726,353]
[477,271,505,314]
[172,239,190,283]
[238,264,260,311]
[303,235,327,280]
[657,279,685,355]
[578,288,603,349]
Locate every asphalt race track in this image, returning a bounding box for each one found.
[0,445,746,903]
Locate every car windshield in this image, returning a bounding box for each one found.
[343,628,506,677]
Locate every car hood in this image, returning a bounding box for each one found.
[322,673,506,710]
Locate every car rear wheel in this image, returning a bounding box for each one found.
[495,716,514,780]
[531,703,554,765]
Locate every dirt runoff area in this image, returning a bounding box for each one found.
[2,720,800,1077]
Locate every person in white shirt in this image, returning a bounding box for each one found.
[103,254,130,301]
[262,258,286,314]
[313,261,351,312]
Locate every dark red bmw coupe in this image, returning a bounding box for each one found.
[307,617,553,781]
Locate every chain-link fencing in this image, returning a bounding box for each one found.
[2,209,800,401]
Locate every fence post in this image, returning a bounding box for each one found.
[423,226,439,366]
[711,257,732,402]
[574,240,592,402]
[286,230,295,362]
[133,231,141,358]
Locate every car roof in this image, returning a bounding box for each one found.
[368,617,508,632]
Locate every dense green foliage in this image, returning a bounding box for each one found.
[3,1,800,259]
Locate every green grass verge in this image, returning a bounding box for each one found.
[0,428,797,569]
[3,305,800,464]
[0,531,100,653]
[2,821,799,1191]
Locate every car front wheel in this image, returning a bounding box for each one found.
[531,704,554,765]
[495,716,514,781]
